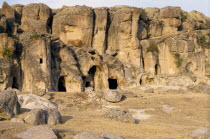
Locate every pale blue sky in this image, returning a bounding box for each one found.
[0,0,210,17]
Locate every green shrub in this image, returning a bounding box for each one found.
[147,43,159,53]
[180,12,187,22]
[197,35,210,48]
[174,53,183,68]
[30,33,40,40]
[158,22,164,29]
[0,47,15,60]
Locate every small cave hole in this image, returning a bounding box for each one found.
[88,66,96,76]
[58,76,66,92]
[40,58,43,64]
[139,79,142,85]
[89,51,96,55]
[12,77,18,89]
[108,78,118,89]
[155,64,160,75]
[85,82,91,87]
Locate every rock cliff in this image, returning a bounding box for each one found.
[0,2,210,95]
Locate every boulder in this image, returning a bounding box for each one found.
[24,108,61,125]
[18,94,57,110]
[46,109,61,125]
[0,90,20,118]
[102,131,124,139]
[11,118,25,123]
[188,128,210,138]
[24,109,46,125]
[103,90,122,103]
[104,109,135,123]
[73,132,103,139]
[14,125,58,139]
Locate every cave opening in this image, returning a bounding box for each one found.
[40,58,43,64]
[108,78,118,89]
[58,76,66,92]
[85,81,91,87]
[155,64,160,75]
[12,77,18,89]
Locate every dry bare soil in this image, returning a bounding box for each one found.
[0,89,210,139]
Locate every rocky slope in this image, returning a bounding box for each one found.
[0,2,210,95]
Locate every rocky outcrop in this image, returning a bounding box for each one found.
[0,90,20,118]
[18,94,57,110]
[20,3,51,33]
[14,125,58,139]
[104,109,135,123]
[24,108,61,125]
[0,2,209,94]
[52,6,93,46]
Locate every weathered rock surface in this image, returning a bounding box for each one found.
[102,131,124,139]
[20,3,51,33]
[188,128,210,138]
[103,90,123,103]
[73,132,103,139]
[0,90,20,118]
[46,109,61,125]
[24,108,61,125]
[18,94,57,110]
[10,118,25,123]
[104,109,135,123]
[14,125,58,139]
[0,2,209,94]
[24,109,46,125]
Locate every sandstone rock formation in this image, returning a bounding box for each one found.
[24,108,61,125]
[14,125,58,139]
[0,2,209,95]
[0,90,20,118]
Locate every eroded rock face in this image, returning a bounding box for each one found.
[52,6,93,46]
[104,109,135,123]
[19,32,51,95]
[20,3,51,33]
[0,90,20,118]
[0,2,209,93]
[73,132,103,139]
[14,125,58,139]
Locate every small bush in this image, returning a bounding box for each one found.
[158,22,164,29]
[147,43,159,53]
[174,53,183,68]
[0,47,15,60]
[195,24,204,30]
[197,35,210,48]
[30,33,40,40]
[180,12,187,22]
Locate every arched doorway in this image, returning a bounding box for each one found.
[12,77,18,89]
[58,76,66,92]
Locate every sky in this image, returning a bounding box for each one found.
[0,0,210,17]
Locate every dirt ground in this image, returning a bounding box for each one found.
[0,88,210,139]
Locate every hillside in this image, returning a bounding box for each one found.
[0,2,210,139]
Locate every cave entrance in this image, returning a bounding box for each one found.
[108,78,118,89]
[155,64,160,75]
[12,77,18,89]
[58,76,66,92]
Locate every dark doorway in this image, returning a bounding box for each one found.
[85,82,91,87]
[58,76,66,92]
[155,64,160,75]
[108,78,118,89]
[88,66,96,75]
[12,77,18,89]
[40,58,43,64]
